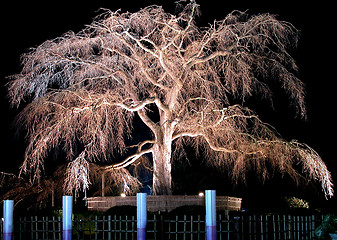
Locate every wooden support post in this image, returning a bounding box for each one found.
[137,193,147,240]
[206,190,217,240]
[3,200,14,240]
[62,196,73,240]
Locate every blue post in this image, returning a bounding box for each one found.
[137,193,147,240]
[62,196,73,240]
[3,200,14,240]
[206,190,217,240]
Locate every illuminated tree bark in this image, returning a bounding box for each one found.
[152,142,172,195]
[7,1,333,197]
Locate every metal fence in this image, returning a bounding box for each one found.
[221,214,322,240]
[15,216,62,240]
[0,213,324,240]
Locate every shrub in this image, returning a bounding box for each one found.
[284,197,309,209]
[168,205,205,216]
[104,205,137,216]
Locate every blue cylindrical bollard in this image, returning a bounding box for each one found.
[3,200,14,240]
[206,190,217,240]
[62,196,73,240]
[137,193,147,240]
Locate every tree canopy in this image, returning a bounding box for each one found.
[7,1,333,197]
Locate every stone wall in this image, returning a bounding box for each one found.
[87,195,242,212]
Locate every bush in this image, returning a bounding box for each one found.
[315,214,337,240]
[284,197,309,209]
[104,205,137,216]
[167,205,205,216]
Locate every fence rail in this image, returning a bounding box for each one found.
[0,213,324,240]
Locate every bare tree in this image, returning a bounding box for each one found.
[7,2,333,197]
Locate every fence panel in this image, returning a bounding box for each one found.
[9,213,324,240]
[73,215,137,240]
[14,216,62,240]
[222,213,323,240]
[162,214,205,240]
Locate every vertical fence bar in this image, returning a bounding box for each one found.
[44,216,47,240]
[113,215,117,239]
[175,215,178,240]
[205,190,216,240]
[227,214,230,240]
[95,215,99,240]
[239,214,243,239]
[309,215,313,239]
[137,193,147,240]
[218,214,222,240]
[252,215,256,239]
[3,200,14,240]
[278,215,281,239]
[260,215,262,238]
[190,215,193,240]
[132,215,136,240]
[62,196,73,240]
[272,215,276,239]
[108,215,112,240]
[183,215,186,240]
[35,216,38,239]
[124,215,127,238]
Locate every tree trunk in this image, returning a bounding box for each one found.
[152,142,172,195]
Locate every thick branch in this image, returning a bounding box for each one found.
[107,144,154,169]
[137,109,158,134]
[116,97,156,111]
[132,97,169,134]
[172,131,238,153]
[187,50,230,68]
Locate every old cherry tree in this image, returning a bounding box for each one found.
[8,2,333,197]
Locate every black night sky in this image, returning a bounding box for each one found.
[0,0,336,211]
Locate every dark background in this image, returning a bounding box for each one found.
[0,0,336,211]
